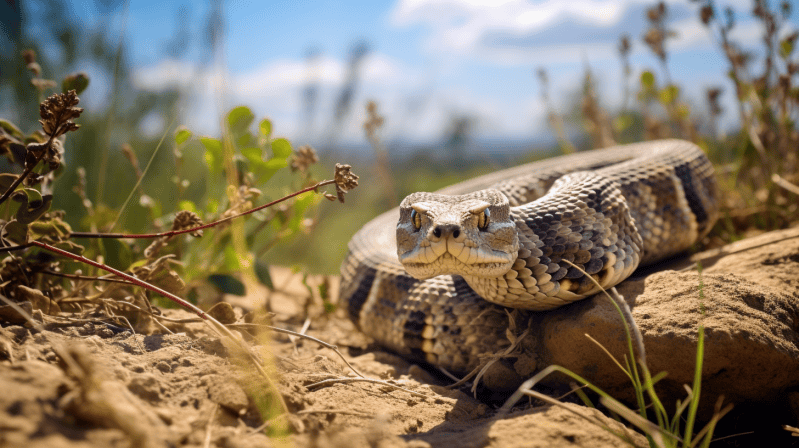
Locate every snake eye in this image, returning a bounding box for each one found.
[477,208,490,231]
[410,209,422,230]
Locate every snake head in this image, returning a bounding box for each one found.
[396,189,519,280]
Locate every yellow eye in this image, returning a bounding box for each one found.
[411,209,422,230]
[477,209,490,231]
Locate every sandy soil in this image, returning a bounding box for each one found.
[1,227,798,448]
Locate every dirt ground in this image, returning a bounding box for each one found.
[1,227,799,448]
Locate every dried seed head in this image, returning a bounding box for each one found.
[21,49,36,65]
[643,28,666,60]
[364,101,385,138]
[39,90,83,139]
[333,163,359,203]
[706,88,723,116]
[700,6,714,25]
[290,145,319,172]
[618,35,631,56]
[172,210,204,237]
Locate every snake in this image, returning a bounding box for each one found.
[339,139,719,374]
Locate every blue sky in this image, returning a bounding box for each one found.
[51,0,799,146]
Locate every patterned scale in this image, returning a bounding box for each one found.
[340,139,719,373]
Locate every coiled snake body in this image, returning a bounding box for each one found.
[340,140,719,373]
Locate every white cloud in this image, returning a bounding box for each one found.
[132,59,202,90]
[392,0,638,57]
[390,0,770,65]
[130,53,428,143]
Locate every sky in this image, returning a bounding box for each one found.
[49,0,799,148]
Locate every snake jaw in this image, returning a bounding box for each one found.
[396,189,519,280]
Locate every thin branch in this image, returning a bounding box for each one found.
[772,173,799,195]
[305,377,429,398]
[0,242,33,253]
[0,162,37,206]
[42,269,137,285]
[231,323,365,378]
[30,240,205,316]
[296,409,373,418]
[70,179,336,240]
[28,239,290,415]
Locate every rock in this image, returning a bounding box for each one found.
[492,228,799,420]
[205,374,250,415]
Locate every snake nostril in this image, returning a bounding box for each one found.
[433,224,460,239]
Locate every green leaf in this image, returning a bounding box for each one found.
[254,259,274,289]
[676,103,691,119]
[271,138,292,159]
[175,127,192,145]
[206,198,219,214]
[256,158,289,183]
[3,220,28,244]
[0,119,24,140]
[14,191,52,225]
[227,106,254,137]
[178,200,198,213]
[29,216,72,240]
[288,191,318,233]
[612,114,633,133]
[0,174,19,193]
[128,259,150,270]
[241,147,265,165]
[223,244,243,271]
[658,85,679,104]
[207,274,246,296]
[780,38,794,59]
[61,72,89,95]
[200,137,223,173]
[640,71,655,89]
[102,238,132,270]
[259,119,272,139]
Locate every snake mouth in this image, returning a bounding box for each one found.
[399,251,515,279]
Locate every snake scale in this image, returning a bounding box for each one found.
[340,139,719,374]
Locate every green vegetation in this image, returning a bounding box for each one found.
[499,263,728,448]
[0,0,796,444]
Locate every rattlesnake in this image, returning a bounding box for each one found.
[340,139,719,374]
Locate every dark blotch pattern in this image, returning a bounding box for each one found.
[347,266,376,323]
[674,163,707,224]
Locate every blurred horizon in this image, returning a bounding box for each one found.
[4,0,796,154]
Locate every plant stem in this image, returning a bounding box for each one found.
[29,240,206,317]
[70,179,336,240]
[30,238,290,415]
[0,161,37,207]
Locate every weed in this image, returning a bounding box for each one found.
[0,59,360,431]
[499,262,731,448]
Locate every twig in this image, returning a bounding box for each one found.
[70,179,337,240]
[231,323,364,378]
[203,404,218,448]
[772,173,799,195]
[0,162,37,206]
[29,239,290,415]
[470,327,531,396]
[42,269,137,285]
[305,377,429,398]
[0,242,33,253]
[31,240,206,316]
[296,409,373,418]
